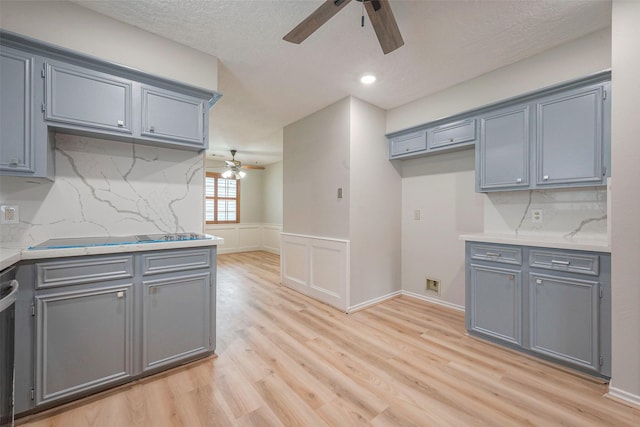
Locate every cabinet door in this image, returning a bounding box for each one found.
[429,118,476,150]
[142,272,210,372]
[35,285,133,405]
[529,274,600,372]
[0,47,35,173]
[478,104,530,191]
[536,85,605,186]
[389,131,427,157]
[45,61,132,134]
[140,85,205,148]
[469,264,522,345]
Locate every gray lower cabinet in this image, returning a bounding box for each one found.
[477,104,530,191]
[469,264,522,345]
[45,60,133,134]
[529,273,600,371]
[35,284,134,405]
[142,272,210,371]
[14,246,216,415]
[465,241,611,377]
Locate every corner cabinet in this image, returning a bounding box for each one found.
[465,242,611,377]
[0,46,53,179]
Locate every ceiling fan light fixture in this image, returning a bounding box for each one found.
[360,73,376,84]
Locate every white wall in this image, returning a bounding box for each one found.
[348,98,401,307]
[389,29,612,310]
[283,98,350,239]
[610,0,640,405]
[0,1,217,90]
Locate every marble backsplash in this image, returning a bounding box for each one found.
[0,133,204,249]
[484,184,608,243]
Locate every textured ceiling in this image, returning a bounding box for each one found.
[70,0,611,165]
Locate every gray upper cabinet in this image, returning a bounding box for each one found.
[536,83,607,186]
[140,85,206,148]
[429,118,476,151]
[389,130,427,158]
[35,284,134,405]
[477,104,530,191]
[0,47,52,179]
[45,61,132,134]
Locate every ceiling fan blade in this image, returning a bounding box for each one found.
[283,0,353,44]
[365,0,404,54]
[241,165,266,170]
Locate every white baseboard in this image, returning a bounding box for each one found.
[401,290,465,312]
[347,291,402,314]
[606,386,640,409]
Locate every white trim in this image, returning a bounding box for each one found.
[205,223,281,254]
[347,290,401,314]
[401,290,466,312]
[280,232,350,244]
[606,386,640,409]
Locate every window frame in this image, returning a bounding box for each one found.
[205,172,240,224]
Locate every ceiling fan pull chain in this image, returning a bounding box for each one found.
[361,0,365,27]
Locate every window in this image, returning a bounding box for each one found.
[205,172,240,224]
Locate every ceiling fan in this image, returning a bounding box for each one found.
[222,150,264,179]
[283,0,404,55]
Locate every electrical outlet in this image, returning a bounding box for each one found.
[426,278,440,294]
[0,205,19,224]
[532,209,543,223]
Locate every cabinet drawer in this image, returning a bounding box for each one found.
[36,256,134,289]
[529,250,599,276]
[429,119,476,149]
[389,131,427,157]
[470,243,522,265]
[142,249,210,275]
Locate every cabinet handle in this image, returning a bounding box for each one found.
[543,175,549,181]
[9,158,18,167]
[536,279,542,284]
[485,252,501,257]
[149,126,155,133]
[551,260,570,266]
[448,137,454,142]
[116,291,124,298]
[405,148,409,152]
[516,178,522,183]
[150,287,157,294]
[117,120,124,127]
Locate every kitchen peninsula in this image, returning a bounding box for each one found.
[1,233,223,416]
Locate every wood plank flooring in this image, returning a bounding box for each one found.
[18,251,640,426]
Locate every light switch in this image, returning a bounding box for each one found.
[337,188,343,199]
[414,209,421,220]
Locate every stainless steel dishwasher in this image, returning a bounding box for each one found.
[0,267,18,427]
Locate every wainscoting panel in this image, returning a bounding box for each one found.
[281,233,349,311]
[205,224,281,254]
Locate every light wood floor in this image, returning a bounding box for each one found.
[18,251,639,426]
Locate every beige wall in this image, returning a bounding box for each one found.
[283,98,351,239]
[263,161,283,225]
[0,0,217,90]
[349,98,402,306]
[610,0,640,403]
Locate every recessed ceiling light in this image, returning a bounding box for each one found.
[360,74,376,84]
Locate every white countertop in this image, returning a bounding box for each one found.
[0,235,224,271]
[459,233,611,253]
